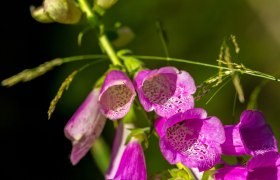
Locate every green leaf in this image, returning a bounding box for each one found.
[117,49,144,77]
[125,127,150,148]
[168,168,192,180]
[201,170,215,180]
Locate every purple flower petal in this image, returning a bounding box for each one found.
[99,70,136,120]
[155,117,167,138]
[220,125,246,155]
[134,66,196,118]
[64,89,106,165]
[214,165,248,180]
[114,141,147,180]
[215,152,280,180]
[247,151,280,180]
[214,151,280,180]
[221,110,278,156]
[239,110,278,155]
[159,108,225,171]
[106,123,147,180]
[106,123,131,179]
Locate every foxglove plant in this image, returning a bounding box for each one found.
[134,66,196,118]
[64,88,107,165]
[221,110,278,156]
[156,108,225,171]
[2,0,280,179]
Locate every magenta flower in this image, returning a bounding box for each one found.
[64,89,107,165]
[106,123,147,180]
[157,108,225,171]
[214,151,280,180]
[221,110,278,156]
[134,66,196,118]
[99,70,136,120]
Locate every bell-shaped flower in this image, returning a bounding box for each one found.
[99,70,136,120]
[64,89,107,165]
[221,110,278,156]
[214,151,280,180]
[134,66,196,118]
[106,123,147,180]
[157,108,225,171]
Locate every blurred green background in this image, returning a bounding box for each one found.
[1,0,280,179]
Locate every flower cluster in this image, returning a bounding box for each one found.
[64,66,279,179]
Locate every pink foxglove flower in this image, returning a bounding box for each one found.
[64,89,106,165]
[134,66,196,118]
[157,108,225,171]
[106,123,147,180]
[215,151,280,180]
[99,70,136,120]
[221,110,278,156]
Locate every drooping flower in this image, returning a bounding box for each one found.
[106,123,147,180]
[221,110,278,156]
[157,108,225,171]
[214,151,280,180]
[99,70,136,120]
[64,88,107,165]
[134,66,196,118]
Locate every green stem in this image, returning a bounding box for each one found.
[59,54,279,83]
[134,55,280,82]
[77,0,122,66]
[62,54,108,63]
[99,33,122,66]
[91,137,110,174]
[78,0,98,26]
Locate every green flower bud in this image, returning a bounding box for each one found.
[44,0,82,24]
[30,5,54,23]
[112,26,135,48]
[30,0,82,24]
[96,0,118,9]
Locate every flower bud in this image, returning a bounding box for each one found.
[30,5,54,23]
[44,0,82,24]
[112,26,135,48]
[95,0,118,9]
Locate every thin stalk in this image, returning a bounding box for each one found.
[77,0,98,26]
[99,34,122,66]
[50,54,279,83]
[134,55,280,82]
[62,55,108,63]
[77,0,122,66]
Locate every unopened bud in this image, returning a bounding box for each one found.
[112,26,135,48]
[44,0,82,24]
[30,5,54,23]
[96,0,118,9]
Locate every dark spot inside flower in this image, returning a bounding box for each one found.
[142,73,176,104]
[100,84,133,112]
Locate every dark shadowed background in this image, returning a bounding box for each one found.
[1,0,280,179]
